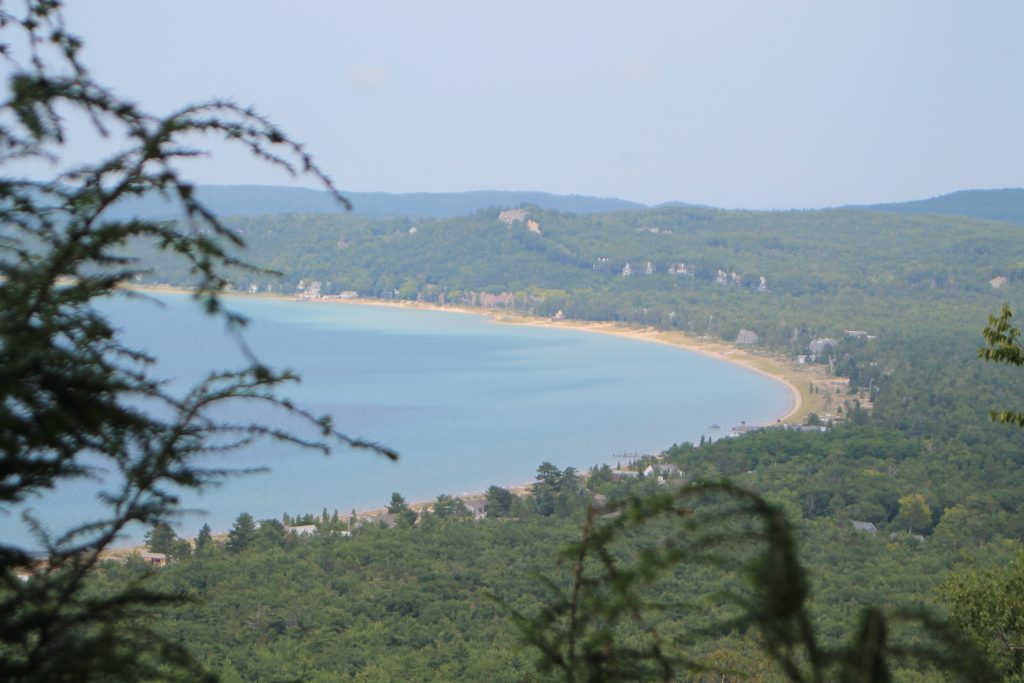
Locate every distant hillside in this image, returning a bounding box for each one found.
[129,202,1024,351]
[852,188,1024,226]
[103,185,647,220]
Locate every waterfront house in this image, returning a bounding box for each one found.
[140,552,168,567]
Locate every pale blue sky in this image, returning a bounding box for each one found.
[55,2,1024,208]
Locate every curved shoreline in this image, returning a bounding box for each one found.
[102,285,832,555]
[129,284,806,425]
[491,317,803,425]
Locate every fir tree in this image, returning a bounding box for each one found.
[194,524,214,556]
[226,513,257,554]
[0,2,395,679]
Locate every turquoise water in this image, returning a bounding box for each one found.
[5,292,791,546]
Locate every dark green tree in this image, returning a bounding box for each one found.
[170,537,192,562]
[145,523,192,562]
[387,492,410,514]
[532,463,584,517]
[485,485,514,517]
[585,465,613,491]
[254,519,286,548]
[560,466,581,493]
[534,462,563,489]
[144,523,179,556]
[194,524,214,556]
[226,513,257,554]
[532,462,563,516]
[395,507,418,529]
[433,494,468,518]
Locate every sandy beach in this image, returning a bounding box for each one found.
[129,284,814,425]
[102,284,846,555]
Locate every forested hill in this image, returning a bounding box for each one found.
[134,201,1024,428]
[142,203,1023,335]
[119,200,1024,680]
[852,188,1024,226]
[104,185,647,219]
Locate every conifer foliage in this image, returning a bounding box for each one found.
[0,2,393,680]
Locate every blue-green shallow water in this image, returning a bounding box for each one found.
[3,292,791,547]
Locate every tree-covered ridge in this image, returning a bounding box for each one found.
[103,186,646,220]
[107,184,1024,225]
[132,203,1024,346]
[201,205,1024,298]
[853,188,1024,226]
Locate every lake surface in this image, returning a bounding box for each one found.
[5,292,791,546]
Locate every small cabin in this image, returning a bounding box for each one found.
[140,552,168,567]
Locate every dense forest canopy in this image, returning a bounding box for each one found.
[105,191,1024,680]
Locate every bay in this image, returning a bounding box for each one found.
[5,291,791,547]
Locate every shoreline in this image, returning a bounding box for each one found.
[127,283,808,424]
[104,284,843,554]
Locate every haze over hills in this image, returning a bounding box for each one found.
[105,184,1024,226]
[103,185,647,220]
[851,188,1024,226]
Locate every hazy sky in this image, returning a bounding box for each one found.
[52,2,1024,208]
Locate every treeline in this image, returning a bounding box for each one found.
[96,428,1023,681]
